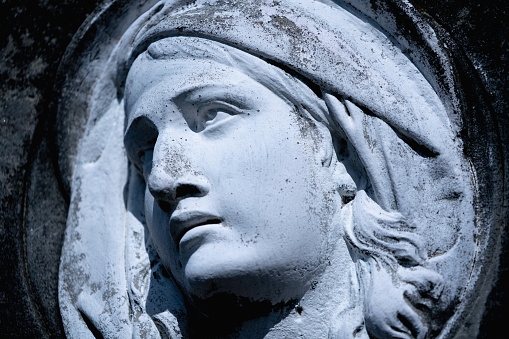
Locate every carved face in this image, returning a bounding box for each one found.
[124,51,347,306]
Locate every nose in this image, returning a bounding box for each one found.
[147,165,211,212]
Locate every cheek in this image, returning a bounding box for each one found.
[144,185,178,269]
[210,120,328,255]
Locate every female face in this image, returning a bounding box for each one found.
[124,52,345,306]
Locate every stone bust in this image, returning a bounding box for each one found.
[57,0,479,338]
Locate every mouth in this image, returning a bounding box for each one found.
[170,211,223,246]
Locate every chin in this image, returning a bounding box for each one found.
[179,247,313,316]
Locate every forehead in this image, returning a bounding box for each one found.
[124,54,257,122]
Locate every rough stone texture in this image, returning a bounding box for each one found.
[410,1,508,338]
[0,2,103,337]
[0,0,506,337]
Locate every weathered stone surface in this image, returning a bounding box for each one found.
[0,0,506,337]
[0,2,103,337]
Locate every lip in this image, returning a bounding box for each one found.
[170,210,223,246]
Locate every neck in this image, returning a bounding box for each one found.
[186,241,365,338]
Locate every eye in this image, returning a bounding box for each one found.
[138,148,152,166]
[124,116,157,173]
[204,109,235,127]
[195,102,243,132]
[139,149,154,177]
[130,146,154,176]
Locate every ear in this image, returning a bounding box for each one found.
[331,158,357,203]
[315,124,357,202]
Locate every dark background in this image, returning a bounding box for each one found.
[0,0,507,337]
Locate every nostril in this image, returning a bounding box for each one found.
[154,183,205,212]
[148,172,210,211]
[175,184,202,199]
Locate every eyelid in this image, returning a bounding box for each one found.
[197,100,245,116]
[192,100,246,132]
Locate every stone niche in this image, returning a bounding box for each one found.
[0,0,507,338]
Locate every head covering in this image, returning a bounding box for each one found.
[117,0,451,156]
[115,0,472,236]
